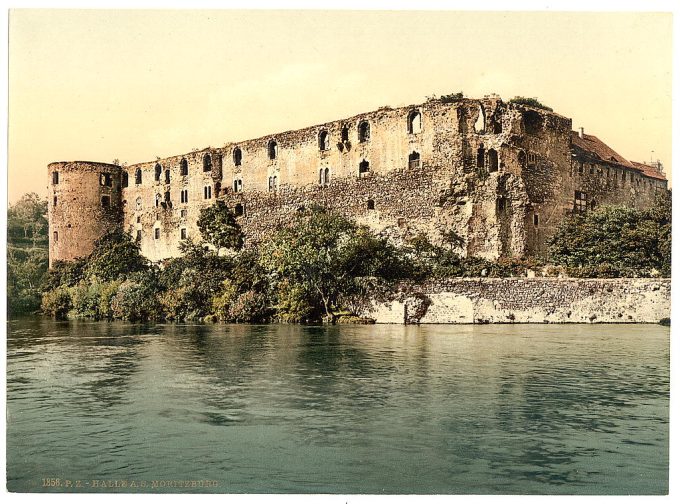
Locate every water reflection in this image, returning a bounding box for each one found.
[6,318,669,494]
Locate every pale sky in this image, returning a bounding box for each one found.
[7,9,672,203]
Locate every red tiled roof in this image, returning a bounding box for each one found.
[630,161,667,181]
[571,131,636,169]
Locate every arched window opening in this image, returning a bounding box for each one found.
[233,148,242,166]
[204,185,212,199]
[359,159,370,175]
[155,194,162,207]
[358,121,370,143]
[233,179,243,193]
[407,110,422,134]
[135,168,142,185]
[341,126,349,142]
[165,169,171,184]
[155,163,162,182]
[154,228,160,240]
[477,146,485,168]
[367,199,375,210]
[235,203,244,217]
[122,171,129,188]
[488,149,499,172]
[203,153,212,172]
[53,231,58,243]
[319,130,330,151]
[180,189,188,204]
[408,151,421,169]
[324,167,330,185]
[268,140,278,160]
[474,105,485,133]
[180,158,188,176]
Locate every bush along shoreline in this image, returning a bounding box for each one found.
[37,191,671,324]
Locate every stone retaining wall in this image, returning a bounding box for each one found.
[366,278,671,324]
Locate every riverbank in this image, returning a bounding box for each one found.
[366,278,671,324]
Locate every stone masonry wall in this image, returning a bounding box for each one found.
[366,278,670,324]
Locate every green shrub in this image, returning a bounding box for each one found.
[41,286,72,319]
[228,290,271,323]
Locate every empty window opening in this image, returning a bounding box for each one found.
[180,189,188,204]
[324,167,330,185]
[154,228,160,240]
[203,153,212,172]
[155,193,162,207]
[533,213,539,226]
[268,176,277,192]
[408,151,421,169]
[358,121,370,143]
[164,191,171,203]
[578,162,584,175]
[53,196,57,207]
[204,185,212,199]
[488,149,499,173]
[233,148,242,166]
[100,173,112,187]
[319,130,330,151]
[101,195,110,208]
[496,197,508,213]
[477,146,485,168]
[180,228,187,240]
[180,158,188,176]
[341,126,349,142]
[180,209,187,218]
[122,171,129,188]
[493,117,503,134]
[523,110,542,135]
[53,231,58,242]
[359,159,370,175]
[367,199,375,210]
[154,164,162,182]
[165,169,171,184]
[233,179,243,193]
[52,172,59,184]
[268,140,278,160]
[235,203,244,217]
[574,190,587,213]
[407,110,422,134]
[135,168,142,185]
[319,168,324,185]
[135,230,142,242]
[474,105,485,133]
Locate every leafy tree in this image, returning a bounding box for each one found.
[508,96,553,111]
[196,201,244,253]
[8,193,48,246]
[84,229,148,281]
[548,194,671,277]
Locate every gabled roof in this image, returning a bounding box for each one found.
[571,131,636,169]
[630,161,667,181]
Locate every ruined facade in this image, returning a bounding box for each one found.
[47,95,668,266]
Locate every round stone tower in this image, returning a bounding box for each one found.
[48,161,123,267]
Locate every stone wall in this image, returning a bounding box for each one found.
[366,278,670,324]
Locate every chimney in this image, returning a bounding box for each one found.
[579,127,584,139]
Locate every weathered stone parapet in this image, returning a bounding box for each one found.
[366,278,670,324]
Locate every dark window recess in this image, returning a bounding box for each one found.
[233,148,242,166]
[204,186,212,199]
[101,195,110,208]
[154,228,160,240]
[203,154,212,172]
[496,197,507,213]
[268,140,278,160]
[53,231,58,242]
[180,159,188,176]
[164,191,171,203]
[574,190,587,212]
[122,171,129,188]
[53,196,57,207]
[234,203,244,217]
[233,179,243,193]
[341,126,349,142]
[135,230,142,242]
[100,173,112,187]
[523,110,542,135]
[319,130,330,151]
[408,151,421,169]
[324,168,330,185]
[52,172,59,184]
[359,160,370,174]
[358,121,370,143]
[155,194,162,207]
[155,164,162,182]
[533,214,539,226]
[180,228,187,240]
[180,189,188,204]
[518,151,526,169]
[180,209,187,218]
[135,169,142,185]
[367,199,375,210]
[477,147,485,168]
[488,149,498,172]
[215,182,221,197]
[165,169,171,184]
[136,215,141,223]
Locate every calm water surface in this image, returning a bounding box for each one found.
[6,318,669,494]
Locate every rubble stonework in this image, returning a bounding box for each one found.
[47,95,668,265]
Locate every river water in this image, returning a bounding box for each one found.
[6,318,669,494]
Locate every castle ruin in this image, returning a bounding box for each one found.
[47,95,668,267]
